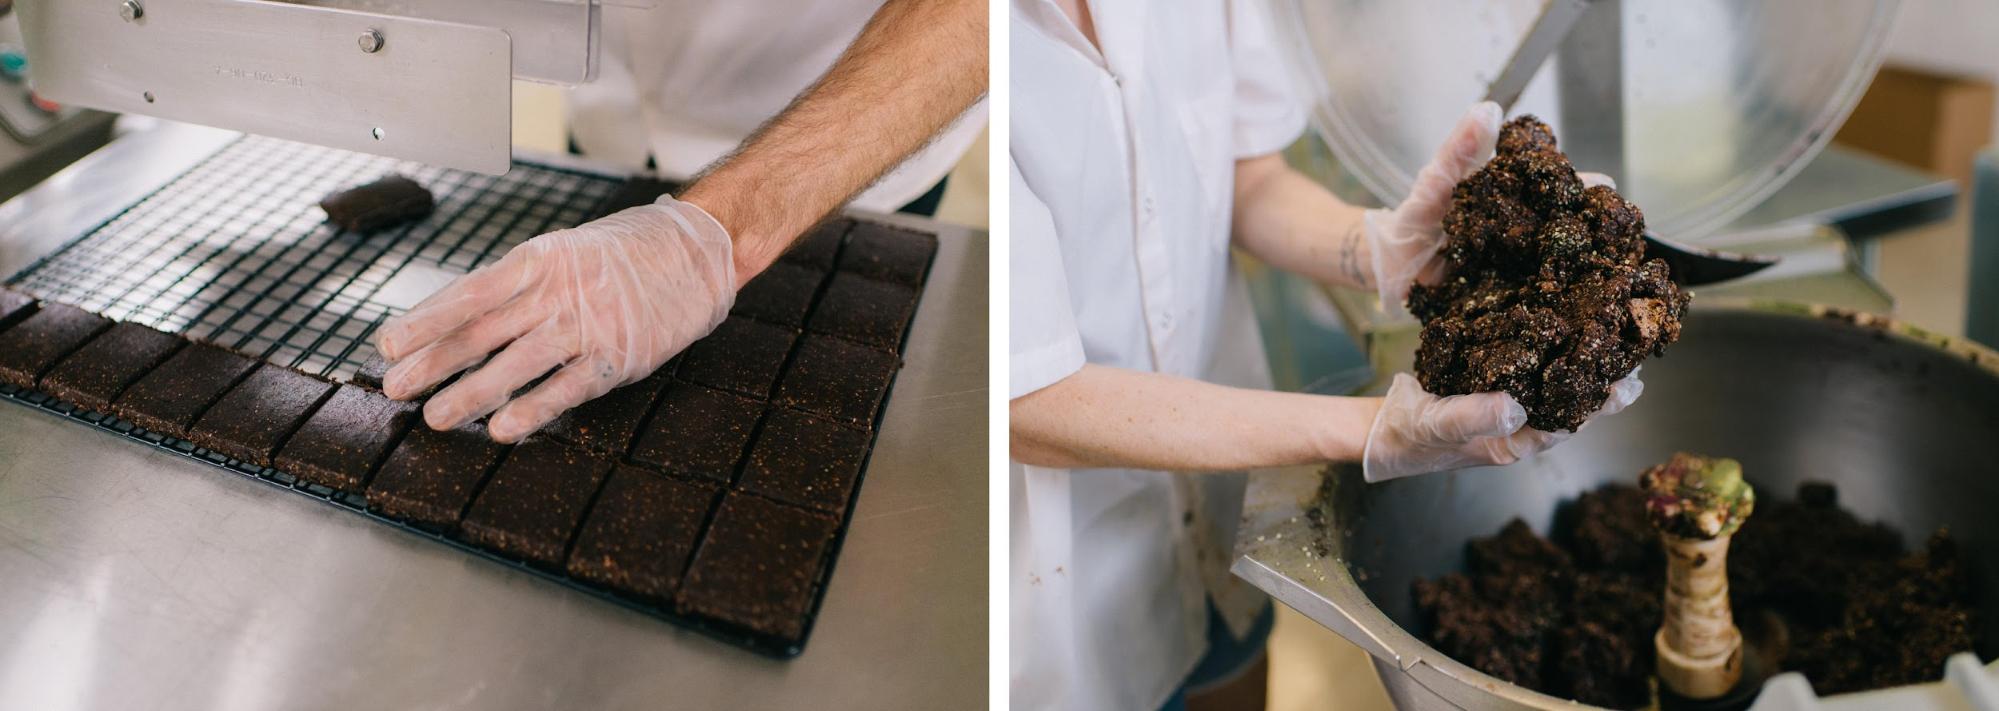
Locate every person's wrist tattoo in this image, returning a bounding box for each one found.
[1338,224,1368,286]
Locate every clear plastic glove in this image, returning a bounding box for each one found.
[1363,101,1616,304]
[1362,371,1644,482]
[374,196,736,443]
[1356,103,1637,479]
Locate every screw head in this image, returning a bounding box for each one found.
[118,0,142,22]
[358,29,384,53]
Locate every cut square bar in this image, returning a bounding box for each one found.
[678,493,839,643]
[460,438,612,569]
[366,422,508,530]
[275,384,420,492]
[566,467,720,604]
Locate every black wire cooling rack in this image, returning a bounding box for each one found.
[7,135,619,381]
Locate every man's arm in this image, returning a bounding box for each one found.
[1009,364,1380,471]
[680,0,988,286]
[1230,152,1376,291]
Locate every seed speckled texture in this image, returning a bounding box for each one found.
[740,408,870,513]
[114,342,259,437]
[566,467,720,604]
[189,365,336,466]
[677,317,798,399]
[678,492,839,642]
[0,302,112,388]
[460,438,612,569]
[1409,115,1689,432]
[41,322,185,413]
[276,384,419,492]
[366,422,507,530]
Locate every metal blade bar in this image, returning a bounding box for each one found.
[1482,0,1592,110]
[20,0,513,175]
[280,0,598,84]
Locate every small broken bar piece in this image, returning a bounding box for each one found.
[780,219,851,271]
[460,438,612,569]
[366,422,508,530]
[274,384,419,491]
[0,288,35,332]
[0,302,113,388]
[731,263,828,327]
[678,492,840,643]
[542,368,673,457]
[352,350,463,399]
[41,322,186,413]
[113,342,259,437]
[676,317,798,399]
[773,335,899,430]
[807,273,919,352]
[190,365,337,466]
[739,409,870,513]
[837,221,937,287]
[319,175,435,233]
[628,382,762,482]
[350,352,391,390]
[566,467,721,604]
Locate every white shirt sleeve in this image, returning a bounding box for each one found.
[1008,157,1087,400]
[1228,0,1309,158]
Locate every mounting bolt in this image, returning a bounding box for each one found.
[358,29,384,54]
[118,0,143,22]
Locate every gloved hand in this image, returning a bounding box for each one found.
[1363,101,1617,304]
[374,196,736,443]
[1363,370,1644,482]
[1356,102,1637,480]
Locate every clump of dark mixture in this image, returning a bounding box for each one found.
[1414,482,1979,708]
[1408,116,1691,432]
[1415,520,1569,689]
[1731,486,1978,695]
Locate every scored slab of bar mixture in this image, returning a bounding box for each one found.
[114,342,260,437]
[0,205,939,655]
[42,322,185,413]
[190,366,337,466]
[0,302,112,389]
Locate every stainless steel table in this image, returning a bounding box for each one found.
[0,122,989,710]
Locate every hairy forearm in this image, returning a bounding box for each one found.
[1009,364,1380,471]
[1231,153,1375,290]
[680,0,988,285]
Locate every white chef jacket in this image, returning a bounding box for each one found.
[567,1,990,212]
[1008,0,1306,709]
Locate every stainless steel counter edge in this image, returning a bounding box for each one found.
[0,124,989,710]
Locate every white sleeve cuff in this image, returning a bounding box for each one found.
[1009,336,1086,400]
[1234,102,1307,159]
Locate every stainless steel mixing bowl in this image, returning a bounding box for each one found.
[1233,301,1999,709]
